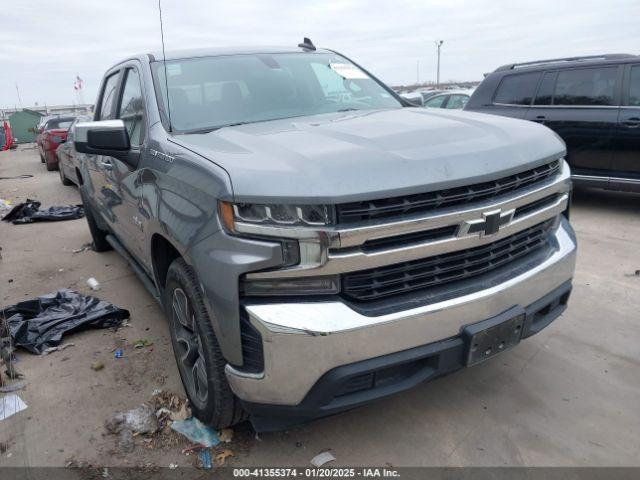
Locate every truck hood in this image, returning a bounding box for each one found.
[170,107,565,204]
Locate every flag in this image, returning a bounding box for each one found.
[74,76,83,90]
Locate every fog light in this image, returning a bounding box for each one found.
[241,276,340,296]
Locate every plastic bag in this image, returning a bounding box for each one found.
[1,198,84,224]
[0,289,129,354]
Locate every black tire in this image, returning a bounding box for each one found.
[45,154,57,171]
[81,191,112,252]
[164,258,247,428]
[59,159,73,186]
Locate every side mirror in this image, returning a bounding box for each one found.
[75,119,131,158]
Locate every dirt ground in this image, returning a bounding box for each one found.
[0,145,639,468]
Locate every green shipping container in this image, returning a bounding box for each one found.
[8,109,43,143]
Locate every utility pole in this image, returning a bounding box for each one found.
[435,40,444,87]
[15,82,23,108]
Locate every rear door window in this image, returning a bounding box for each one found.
[425,95,447,108]
[493,73,540,105]
[446,94,469,109]
[629,65,640,106]
[117,68,146,146]
[98,73,120,120]
[533,72,557,105]
[553,67,618,106]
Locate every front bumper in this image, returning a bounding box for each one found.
[225,219,576,428]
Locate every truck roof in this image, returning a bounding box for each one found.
[147,46,332,62]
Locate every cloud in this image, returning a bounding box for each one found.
[1,0,638,108]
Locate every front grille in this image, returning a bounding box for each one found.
[337,160,560,223]
[342,220,554,302]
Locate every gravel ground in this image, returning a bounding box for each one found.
[0,145,639,468]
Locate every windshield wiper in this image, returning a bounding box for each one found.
[187,121,252,135]
[337,108,360,112]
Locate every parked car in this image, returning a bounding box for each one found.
[424,89,473,109]
[465,54,640,192]
[399,91,424,106]
[74,40,576,431]
[37,116,75,170]
[56,116,91,185]
[1,120,15,151]
[420,89,446,102]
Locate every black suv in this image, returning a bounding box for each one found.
[465,54,640,192]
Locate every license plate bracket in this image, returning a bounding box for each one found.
[462,307,526,366]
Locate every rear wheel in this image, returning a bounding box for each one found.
[58,158,73,186]
[45,152,57,171]
[164,258,247,428]
[80,190,112,252]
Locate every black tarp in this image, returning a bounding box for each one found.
[1,199,84,224]
[0,289,129,354]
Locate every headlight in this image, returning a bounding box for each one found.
[241,276,341,296]
[219,201,333,231]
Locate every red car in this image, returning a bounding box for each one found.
[37,116,75,171]
[1,120,15,151]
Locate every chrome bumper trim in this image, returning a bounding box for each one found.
[226,219,576,405]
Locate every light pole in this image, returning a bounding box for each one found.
[435,40,444,87]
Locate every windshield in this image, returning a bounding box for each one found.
[152,52,403,133]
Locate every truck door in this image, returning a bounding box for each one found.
[87,71,123,228]
[110,65,152,269]
[87,68,143,264]
[526,66,621,180]
[610,63,640,191]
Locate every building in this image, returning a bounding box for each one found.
[8,109,43,143]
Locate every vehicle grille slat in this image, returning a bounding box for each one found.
[342,220,554,302]
[337,160,560,223]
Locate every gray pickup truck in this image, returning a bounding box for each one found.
[74,39,576,431]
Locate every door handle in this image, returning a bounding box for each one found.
[100,159,113,170]
[621,117,640,128]
[532,115,546,123]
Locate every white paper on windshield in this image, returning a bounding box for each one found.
[0,394,28,421]
[329,63,368,79]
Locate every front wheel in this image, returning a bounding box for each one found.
[164,258,247,428]
[80,190,112,252]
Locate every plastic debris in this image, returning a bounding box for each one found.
[219,428,234,443]
[91,361,105,371]
[214,449,234,466]
[171,417,221,447]
[0,289,129,354]
[87,277,100,291]
[133,339,153,348]
[169,463,178,470]
[1,199,84,224]
[114,349,124,359]
[0,394,28,421]
[105,404,159,452]
[72,243,92,254]
[41,343,75,356]
[0,379,27,393]
[199,449,212,470]
[310,451,336,467]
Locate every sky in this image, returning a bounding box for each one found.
[1,0,639,109]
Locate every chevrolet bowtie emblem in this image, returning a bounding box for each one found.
[458,209,515,237]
